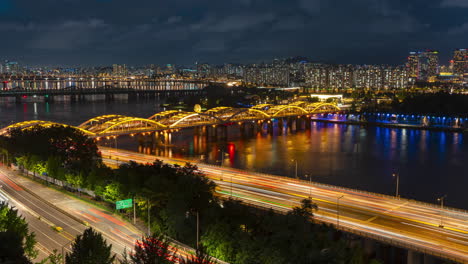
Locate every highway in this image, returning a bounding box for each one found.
[0,166,144,261]
[0,166,226,263]
[100,147,468,263]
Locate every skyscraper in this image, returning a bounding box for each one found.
[453,49,468,75]
[406,50,439,81]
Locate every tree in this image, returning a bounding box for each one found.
[124,233,175,264]
[180,245,215,264]
[0,202,37,263]
[37,249,62,264]
[290,198,318,219]
[65,228,115,264]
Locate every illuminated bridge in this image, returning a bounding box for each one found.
[0,102,341,138]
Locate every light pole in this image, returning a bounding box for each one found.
[337,195,344,229]
[392,173,399,198]
[62,239,74,263]
[291,159,298,179]
[305,173,312,198]
[196,210,199,250]
[147,198,151,236]
[437,195,447,228]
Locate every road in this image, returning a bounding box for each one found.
[0,166,227,264]
[100,147,468,263]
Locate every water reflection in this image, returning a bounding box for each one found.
[117,121,467,209]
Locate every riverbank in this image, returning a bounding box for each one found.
[311,118,467,133]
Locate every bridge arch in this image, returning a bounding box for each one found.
[148,110,181,121]
[97,118,167,135]
[227,108,270,122]
[78,114,127,128]
[167,112,223,128]
[307,103,341,112]
[269,105,308,117]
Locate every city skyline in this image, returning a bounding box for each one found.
[0,0,467,66]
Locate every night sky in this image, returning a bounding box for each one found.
[0,0,467,66]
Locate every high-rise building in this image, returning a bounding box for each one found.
[406,50,439,81]
[453,49,468,75]
[304,64,408,91]
[112,64,127,76]
[244,65,290,87]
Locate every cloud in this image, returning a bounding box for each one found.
[30,19,110,50]
[191,13,275,33]
[166,16,182,24]
[441,0,468,7]
[298,0,321,14]
[448,22,468,34]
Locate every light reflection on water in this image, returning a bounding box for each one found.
[117,122,467,209]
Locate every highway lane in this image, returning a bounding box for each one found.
[100,147,468,263]
[0,182,67,261]
[0,167,227,264]
[0,167,142,261]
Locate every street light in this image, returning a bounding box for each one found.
[305,173,312,198]
[196,210,199,250]
[62,239,74,263]
[337,195,344,229]
[147,198,151,236]
[437,195,447,228]
[291,159,298,179]
[392,173,400,198]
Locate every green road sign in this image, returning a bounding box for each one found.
[116,198,133,209]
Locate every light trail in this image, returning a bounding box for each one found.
[100,147,468,263]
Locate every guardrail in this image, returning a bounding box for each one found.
[224,197,465,264]
[201,162,468,215]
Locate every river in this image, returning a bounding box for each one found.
[0,99,466,209]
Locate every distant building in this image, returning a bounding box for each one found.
[3,61,20,74]
[244,65,290,87]
[304,64,408,91]
[112,64,127,76]
[453,49,468,75]
[406,50,439,81]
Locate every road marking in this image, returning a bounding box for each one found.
[35,241,52,256]
[88,208,125,226]
[0,172,23,191]
[366,201,409,222]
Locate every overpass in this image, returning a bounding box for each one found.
[0,101,341,137]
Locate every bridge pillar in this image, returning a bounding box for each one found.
[105,93,114,102]
[219,125,228,139]
[422,254,436,264]
[44,95,54,103]
[128,92,137,102]
[305,117,311,129]
[209,126,218,139]
[406,250,421,264]
[278,119,284,130]
[290,119,297,132]
[15,95,22,104]
[267,121,273,134]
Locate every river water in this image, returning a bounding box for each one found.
[0,100,466,209]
